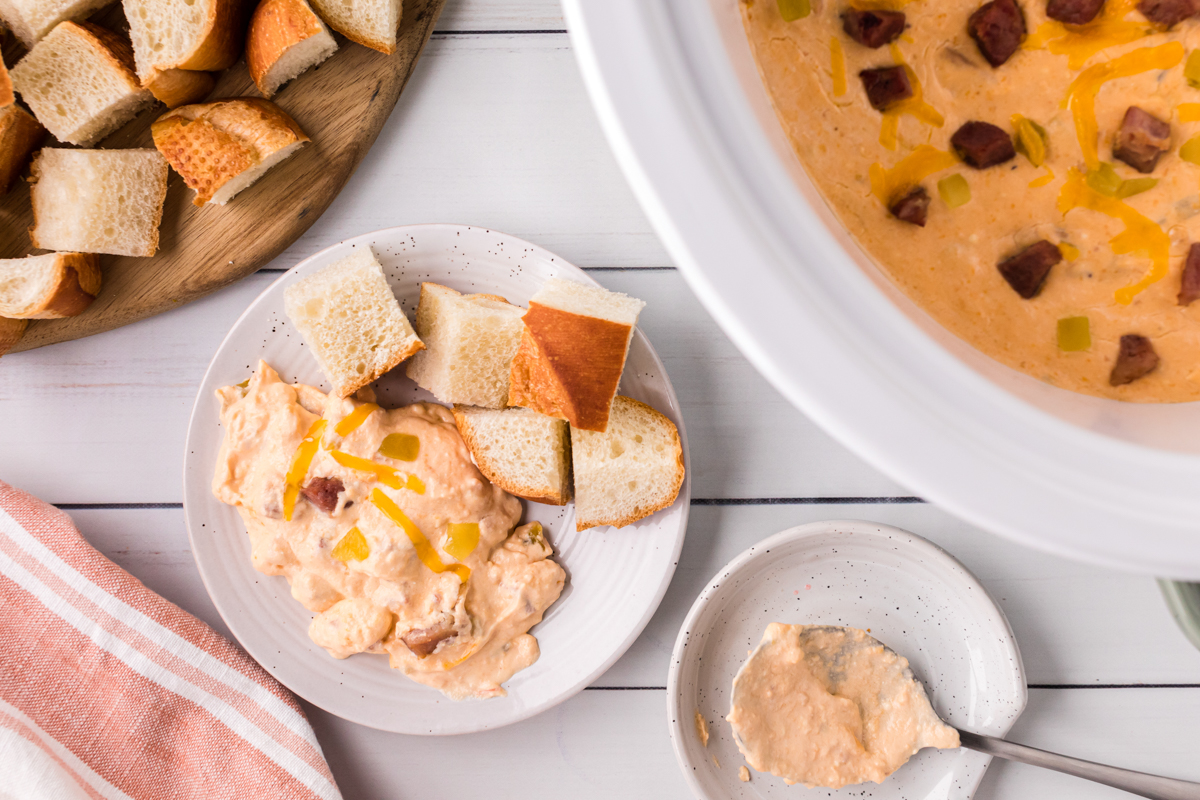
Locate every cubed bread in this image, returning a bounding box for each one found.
[0,57,46,193]
[29,148,168,257]
[0,316,27,356]
[405,283,525,408]
[152,98,309,205]
[143,67,216,108]
[310,0,401,54]
[12,21,153,146]
[0,252,101,319]
[508,277,645,433]
[124,0,245,80]
[570,396,684,530]
[283,247,425,397]
[247,0,336,98]
[452,405,571,505]
[0,0,112,46]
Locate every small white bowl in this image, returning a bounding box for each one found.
[667,520,1026,800]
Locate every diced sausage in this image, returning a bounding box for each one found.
[301,477,344,515]
[401,625,457,658]
[841,9,907,47]
[1178,243,1200,305]
[968,0,1026,67]
[1046,0,1106,23]
[1137,0,1198,27]
[859,66,913,111]
[951,121,1016,168]
[889,186,930,226]
[1109,334,1159,386]
[997,240,1062,298]
[1112,106,1171,174]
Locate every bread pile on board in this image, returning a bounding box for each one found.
[281,248,685,532]
[0,0,404,355]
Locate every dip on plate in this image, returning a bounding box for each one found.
[212,361,565,700]
[727,623,960,788]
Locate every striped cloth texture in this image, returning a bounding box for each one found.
[0,481,343,800]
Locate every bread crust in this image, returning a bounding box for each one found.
[309,0,398,53]
[74,21,140,75]
[0,57,14,107]
[144,68,216,108]
[151,97,309,205]
[0,253,102,319]
[0,317,27,356]
[176,0,248,72]
[574,396,685,531]
[507,302,633,432]
[0,104,46,193]
[451,405,572,506]
[336,337,423,397]
[246,0,328,96]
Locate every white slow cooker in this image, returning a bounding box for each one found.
[562,0,1200,578]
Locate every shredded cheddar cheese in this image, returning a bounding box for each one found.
[1057,168,1170,303]
[1179,103,1200,122]
[1063,43,1184,170]
[869,145,959,204]
[830,37,846,97]
[1025,0,1150,70]
[282,419,327,522]
[878,44,944,151]
[370,488,470,582]
[333,403,380,437]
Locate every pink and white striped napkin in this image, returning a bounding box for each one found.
[0,481,343,800]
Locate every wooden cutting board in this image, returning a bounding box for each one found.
[1,0,446,353]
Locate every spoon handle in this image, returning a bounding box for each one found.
[958,730,1200,800]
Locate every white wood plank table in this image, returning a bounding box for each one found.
[3,2,1200,797]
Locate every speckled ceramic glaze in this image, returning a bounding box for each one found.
[183,225,690,734]
[667,520,1026,799]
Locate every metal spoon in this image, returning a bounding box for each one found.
[799,626,1200,800]
[956,729,1200,800]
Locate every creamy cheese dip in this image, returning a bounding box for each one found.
[742,0,1200,402]
[727,623,959,788]
[212,361,565,700]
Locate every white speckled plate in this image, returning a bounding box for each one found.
[182,224,690,734]
[667,520,1026,799]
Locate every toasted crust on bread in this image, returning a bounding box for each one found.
[144,68,216,108]
[125,0,247,78]
[309,0,400,53]
[0,56,13,107]
[0,103,46,193]
[0,252,102,319]
[0,317,27,356]
[452,405,572,505]
[508,302,634,432]
[246,0,336,97]
[570,396,684,530]
[152,97,308,205]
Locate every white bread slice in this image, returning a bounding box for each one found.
[29,148,168,257]
[283,247,425,397]
[405,283,525,408]
[310,0,401,53]
[452,405,571,505]
[246,0,336,98]
[0,316,27,356]
[508,277,645,433]
[0,0,112,46]
[0,252,101,318]
[123,0,245,80]
[11,21,153,146]
[143,68,215,108]
[570,396,684,530]
[0,56,47,193]
[152,98,309,205]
